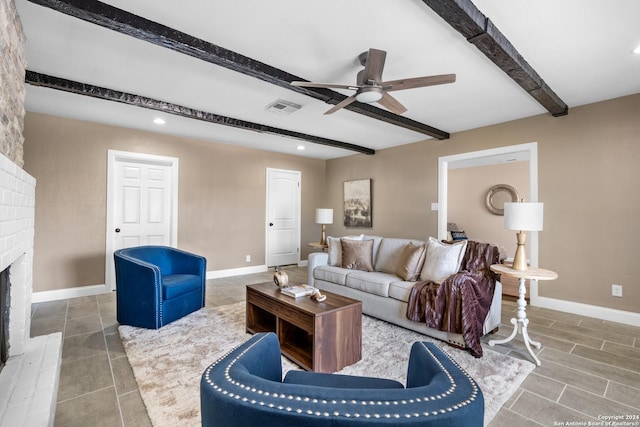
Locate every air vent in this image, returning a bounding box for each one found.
[265,99,301,115]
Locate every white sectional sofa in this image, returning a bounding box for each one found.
[307,235,502,351]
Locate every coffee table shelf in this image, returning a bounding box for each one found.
[247,305,276,333]
[246,282,362,373]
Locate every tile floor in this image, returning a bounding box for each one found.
[30,267,640,426]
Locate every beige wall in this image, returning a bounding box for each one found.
[22,94,640,314]
[449,161,529,254]
[326,94,640,313]
[23,113,326,293]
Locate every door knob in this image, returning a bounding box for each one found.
[115,228,121,233]
[269,223,274,226]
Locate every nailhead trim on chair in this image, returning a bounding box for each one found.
[153,266,162,328]
[202,335,480,419]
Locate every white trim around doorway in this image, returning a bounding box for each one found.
[438,142,540,297]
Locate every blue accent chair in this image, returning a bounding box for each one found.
[114,245,206,329]
[201,332,484,426]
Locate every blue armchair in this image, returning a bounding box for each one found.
[201,332,484,426]
[114,245,206,329]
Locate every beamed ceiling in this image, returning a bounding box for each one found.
[17,0,640,159]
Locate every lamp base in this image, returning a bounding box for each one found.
[512,231,528,271]
[319,224,327,246]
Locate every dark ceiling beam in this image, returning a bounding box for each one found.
[26,0,450,140]
[25,71,375,155]
[421,0,568,117]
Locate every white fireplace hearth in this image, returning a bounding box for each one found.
[0,153,62,426]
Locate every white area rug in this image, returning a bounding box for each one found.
[119,302,534,426]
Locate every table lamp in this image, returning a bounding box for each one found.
[315,208,333,246]
[504,201,543,271]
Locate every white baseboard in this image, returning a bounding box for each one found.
[206,262,307,279]
[32,284,111,303]
[206,265,269,279]
[534,296,640,327]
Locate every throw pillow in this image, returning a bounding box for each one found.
[327,236,342,266]
[395,242,427,281]
[419,237,468,284]
[327,235,363,266]
[341,239,374,272]
[450,230,468,241]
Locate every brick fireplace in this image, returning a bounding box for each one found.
[0,155,62,426]
[0,153,61,426]
[1,0,62,425]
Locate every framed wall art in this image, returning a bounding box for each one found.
[343,179,372,228]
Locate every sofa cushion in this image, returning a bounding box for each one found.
[327,235,363,266]
[388,280,418,303]
[395,242,427,281]
[341,239,374,272]
[420,237,468,284]
[374,238,425,274]
[314,265,350,286]
[345,271,397,297]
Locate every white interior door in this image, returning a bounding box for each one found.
[106,150,179,290]
[266,168,301,267]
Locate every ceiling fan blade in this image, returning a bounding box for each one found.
[361,48,387,84]
[377,92,407,115]
[382,73,456,91]
[324,95,357,115]
[291,81,358,90]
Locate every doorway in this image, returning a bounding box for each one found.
[438,142,540,302]
[265,168,301,267]
[105,150,179,290]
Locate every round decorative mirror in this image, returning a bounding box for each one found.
[485,184,520,215]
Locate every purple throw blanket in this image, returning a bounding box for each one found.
[406,240,500,357]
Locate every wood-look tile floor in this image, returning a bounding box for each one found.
[30,267,640,426]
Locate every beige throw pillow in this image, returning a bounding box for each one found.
[395,242,426,281]
[341,239,374,272]
[419,237,467,284]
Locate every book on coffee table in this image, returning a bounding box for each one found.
[280,285,318,298]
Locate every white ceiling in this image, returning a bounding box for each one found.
[16,0,640,160]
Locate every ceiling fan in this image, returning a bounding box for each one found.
[291,48,456,115]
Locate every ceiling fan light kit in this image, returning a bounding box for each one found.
[355,87,384,103]
[291,48,456,115]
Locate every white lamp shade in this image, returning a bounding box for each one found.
[504,202,543,231]
[315,208,334,225]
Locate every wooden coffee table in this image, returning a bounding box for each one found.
[246,282,362,373]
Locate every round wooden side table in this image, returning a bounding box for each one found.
[308,242,328,251]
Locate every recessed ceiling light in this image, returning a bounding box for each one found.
[634,45,640,54]
[153,118,166,125]
[297,145,305,150]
